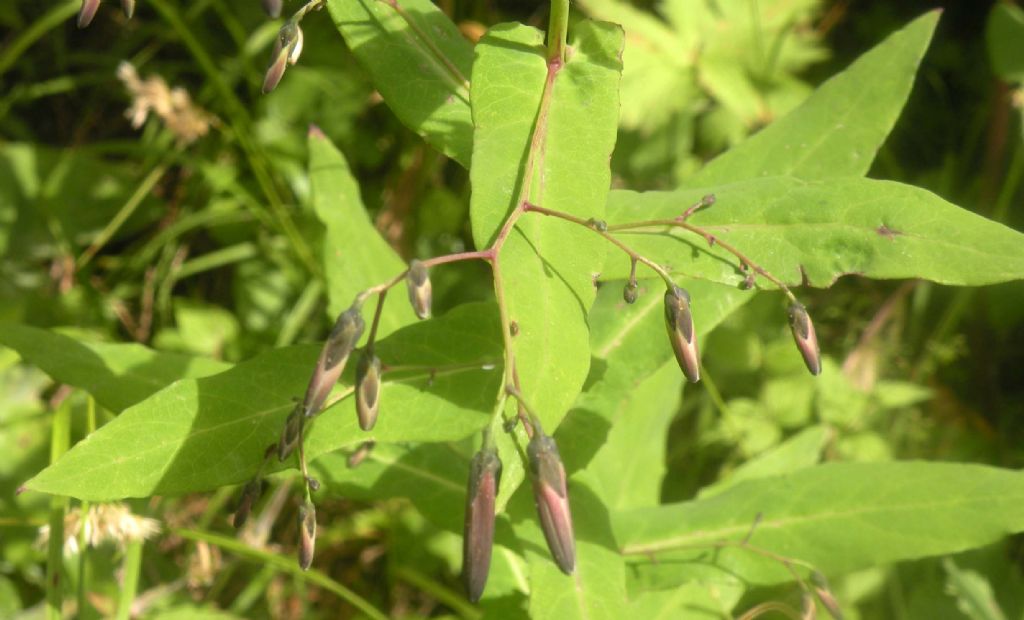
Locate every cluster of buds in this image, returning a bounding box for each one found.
[77,0,135,28]
[462,411,576,602]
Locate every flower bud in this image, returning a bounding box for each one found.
[462,448,501,602]
[233,479,262,529]
[787,303,821,376]
[527,432,575,575]
[406,260,432,320]
[302,306,364,417]
[121,0,135,19]
[78,0,100,28]
[355,351,382,431]
[664,286,700,383]
[288,25,304,66]
[297,501,317,570]
[623,280,638,304]
[262,22,300,94]
[811,571,842,620]
[262,0,282,18]
[278,406,302,461]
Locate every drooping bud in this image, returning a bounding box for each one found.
[811,572,843,620]
[302,306,364,417]
[78,0,100,28]
[121,0,135,19]
[297,501,317,570]
[527,432,575,574]
[262,0,282,18]
[405,260,432,320]
[664,285,700,383]
[278,405,302,461]
[233,479,262,529]
[787,303,821,376]
[355,351,382,431]
[623,280,638,304]
[462,448,501,603]
[262,21,300,94]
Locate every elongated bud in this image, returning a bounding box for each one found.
[623,280,638,304]
[262,22,300,94]
[297,501,317,570]
[278,406,302,461]
[233,479,262,528]
[664,286,700,383]
[527,432,575,574]
[355,351,382,431]
[462,448,501,602]
[302,306,364,417]
[121,0,135,19]
[262,0,282,18]
[788,303,821,376]
[811,572,843,620]
[78,0,100,28]
[405,260,432,320]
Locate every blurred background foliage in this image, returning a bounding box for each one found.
[1,0,1023,618]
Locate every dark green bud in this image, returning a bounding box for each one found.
[586,218,608,232]
[302,306,364,417]
[78,0,100,28]
[355,351,382,431]
[262,0,282,18]
[262,22,301,94]
[527,432,575,574]
[278,405,302,461]
[788,303,821,376]
[233,479,262,529]
[297,501,317,571]
[664,285,700,383]
[121,0,135,19]
[406,260,432,320]
[623,280,638,304]
[462,448,501,603]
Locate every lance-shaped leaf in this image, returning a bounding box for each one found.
[24,303,502,501]
[601,176,1024,288]
[326,0,474,166]
[0,324,229,413]
[308,130,416,334]
[469,21,623,432]
[688,11,939,184]
[615,462,1024,587]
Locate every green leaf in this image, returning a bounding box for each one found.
[559,279,752,509]
[510,472,626,620]
[626,581,745,619]
[602,176,1024,288]
[987,3,1024,84]
[615,462,1024,586]
[469,20,623,430]
[25,303,501,500]
[943,558,1009,620]
[308,130,416,334]
[689,11,939,184]
[326,0,473,166]
[0,323,229,413]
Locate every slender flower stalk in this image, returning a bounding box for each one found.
[462,442,501,602]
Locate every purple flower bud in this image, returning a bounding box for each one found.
[355,351,382,431]
[78,0,100,28]
[262,0,282,18]
[297,501,317,570]
[233,479,262,528]
[262,22,300,94]
[623,280,638,304]
[406,260,432,320]
[278,406,302,461]
[462,448,501,602]
[121,0,135,19]
[788,303,821,376]
[527,432,575,574]
[302,306,364,418]
[664,286,700,383]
